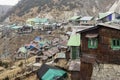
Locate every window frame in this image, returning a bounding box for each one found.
[88,38,98,49]
[71,46,80,59]
[111,39,120,50]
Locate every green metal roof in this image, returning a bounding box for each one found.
[42,69,66,80]
[18,47,27,53]
[69,16,81,21]
[27,18,48,23]
[40,18,48,23]
[9,24,22,29]
[11,26,22,29]
[67,34,80,46]
[98,12,113,20]
[26,24,33,27]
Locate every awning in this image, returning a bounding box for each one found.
[67,34,80,46]
[85,34,98,38]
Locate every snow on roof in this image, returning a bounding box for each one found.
[80,16,93,21]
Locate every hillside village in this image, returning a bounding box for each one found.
[0,0,120,80]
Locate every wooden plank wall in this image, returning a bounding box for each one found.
[81,26,120,64]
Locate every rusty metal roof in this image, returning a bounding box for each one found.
[68,60,80,71]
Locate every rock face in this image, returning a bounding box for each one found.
[0,0,116,22]
[109,0,120,13]
[0,5,12,19]
[92,64,120,80]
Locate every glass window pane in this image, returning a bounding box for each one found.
[91,40,93,46]
[117,40,119,46]
[111,39,120,50]
[94,41,96,46]
[72,47,77,59]
[113,40,116,46]
[88,38,98,48]
[119,40,120,46]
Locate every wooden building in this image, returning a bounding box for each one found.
[80,16,95,26]
[79,62,93,80]
[17,26,33,34]
[67,33,81,80]
[15,47,28,59]
[68,16,81,25]
[26,18,48,26]
[79,23,120,64]
[69,16,81,22]
[67,34,80,59]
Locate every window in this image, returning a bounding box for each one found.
[83,21,87,23]
[111,39,120,50]
[88,38,98,49]
[71,46,79,59]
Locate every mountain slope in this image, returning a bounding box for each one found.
[109,0,120,13]
[0,0,116,22]
[0,5,12,19]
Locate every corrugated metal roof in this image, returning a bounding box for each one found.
[42,69,66,80]
[98,12,113,20]
[74,26,94,32]
[68,60,80,71]
[99,23,120,30]
[67,34,80,46]
[27,18,48,23]
[80,16,93,21]
[78,23,120,33]
[11,26,22,29]
[106,19,120,23]
[69,16,81,21]
[55,52,66,59]
[18,47,27,53]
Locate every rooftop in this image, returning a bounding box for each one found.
[99,23,120,30]
[80,16,93,21]
[67,34,80,46]
[97,12,114,20]
[68,60,80,71]
[78,23,120,33]
[69,16,81,21]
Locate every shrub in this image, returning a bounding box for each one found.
[3,76,9,80]
[18,62,23,67]
[0,61,9,68]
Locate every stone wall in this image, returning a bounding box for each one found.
[91,64,120,80]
